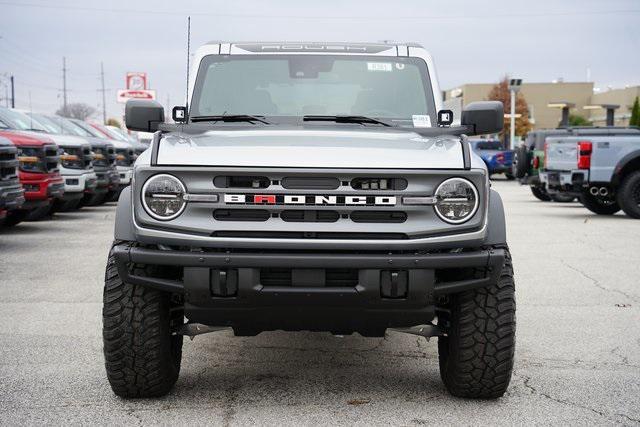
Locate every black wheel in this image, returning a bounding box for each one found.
[551,193,575,203]
[505,172,516,181]
[530,185,551,201]
[25,204,53,221]
[580,192,620,215]
[3,210,28,227]
[513,145,529,179]
[616,171,640,219]
[84,192,107,206]
[103,245,184,398]
[438,247,516,399]
[54,198,82,212]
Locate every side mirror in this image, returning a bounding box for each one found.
[461,101,503,135]
[125,99,165,132]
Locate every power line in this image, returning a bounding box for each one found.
[0,1,638,20]
[62,56,67,110]
[100,62,106,124]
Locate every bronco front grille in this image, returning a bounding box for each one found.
[135,167,488,241]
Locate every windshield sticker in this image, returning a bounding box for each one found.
[367,62,392,72]
[395,63,405,70]
[412,115,431,128]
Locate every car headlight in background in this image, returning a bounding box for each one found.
[141,174,187,220]
[434,177,479,224]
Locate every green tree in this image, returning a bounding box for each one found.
[630,97,640,127]
[567,114,591,127]
[106,118,122,128]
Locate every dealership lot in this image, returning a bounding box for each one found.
[1,180,639,425]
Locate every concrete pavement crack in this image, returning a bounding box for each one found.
[560,260,639,303]
[519,374,627,424]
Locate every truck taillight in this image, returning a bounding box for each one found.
[532,156,540,169]
[577,140,592,170]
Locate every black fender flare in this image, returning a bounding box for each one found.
[484,189,507,246]
[114,186,136,241]
[612,150,640,186]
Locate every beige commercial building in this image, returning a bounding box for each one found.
[443,82,639,130]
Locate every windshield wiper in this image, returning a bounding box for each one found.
[303,115,392,127]
[190,115,271,125]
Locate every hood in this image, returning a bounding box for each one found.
[85,136,114,148]
[19,131,89,148]
[0,130,55,147]
[156,128,465,169]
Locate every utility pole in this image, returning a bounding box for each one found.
[62,57,68,112]
[10,75,15,108]
[100,62,107,124]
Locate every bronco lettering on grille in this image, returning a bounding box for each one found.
[224,194,396,206]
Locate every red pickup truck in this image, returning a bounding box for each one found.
[0,130,65,225]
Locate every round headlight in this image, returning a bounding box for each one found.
[434,177,479,224]
[141,174,187,220]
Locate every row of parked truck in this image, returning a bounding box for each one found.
[0,107,147,227]
[512,125,640,218]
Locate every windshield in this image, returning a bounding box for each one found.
[0,108,48,132]
[25,113,65,134]
[51,116,95,137]
[70,120,105,138]
[107,126,136,142]
[190,55,436,127]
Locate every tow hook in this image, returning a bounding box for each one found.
[391,323,445,341]
[174,323,230,339]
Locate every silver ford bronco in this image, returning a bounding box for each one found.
[103,42,515,399]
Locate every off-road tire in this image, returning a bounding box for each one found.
[103,245,183,398]
[3,210,28,227]
[551,193,575,203]
[438,247,516,399]
[513,145,529,179]
[530,185,551,202]
[580,192,620,215]
[616,170,640,219]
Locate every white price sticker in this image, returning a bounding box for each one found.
[367,62,392,72]
[412,115,432,128]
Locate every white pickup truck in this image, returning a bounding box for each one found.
[539,127,640,217]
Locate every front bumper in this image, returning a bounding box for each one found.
[112,244,505,334]
[60,169,97,194]
[117,167,133,186]
[0,181,25,210]
[540,170,588,195]
[20,173,65,201]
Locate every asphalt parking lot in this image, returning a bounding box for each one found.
[1,180,639,426]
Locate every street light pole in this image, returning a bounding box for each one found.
[508,79,522,150]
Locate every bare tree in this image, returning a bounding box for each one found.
[56,103,96,121]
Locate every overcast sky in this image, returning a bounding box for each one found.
[1,0,639,121]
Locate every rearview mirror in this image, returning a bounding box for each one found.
[125,99,165,132]
[461,101,503,135]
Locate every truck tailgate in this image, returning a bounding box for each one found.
[545,140,577,170]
